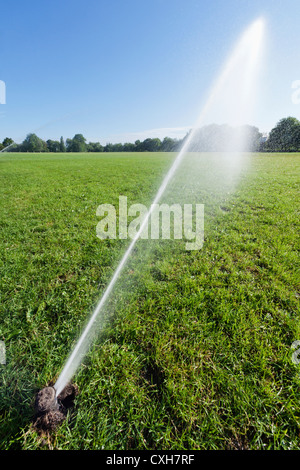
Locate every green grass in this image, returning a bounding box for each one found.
[0,152,299,450]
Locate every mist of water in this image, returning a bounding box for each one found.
[54,17,265,396]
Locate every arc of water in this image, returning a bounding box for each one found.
[54,110,195,396]
[54,18,265,396]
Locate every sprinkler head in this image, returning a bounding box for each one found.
[33,383,78,432]
[34,386,58,414]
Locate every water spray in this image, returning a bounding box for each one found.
[35,17,265,428]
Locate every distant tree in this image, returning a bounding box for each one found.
[180,130,192,149]
[66,134,87,152]
[22,133,47,152]
[134,140,142,151]
[295,125,300,150]
[66,138,72,151]
[104,143,114,152]
[87,142,103,152]
[267,117,300,152]
[140,138,161,152]
[161,136,178,152]
[123,142,136,152]
[59,136,66,152]
[236,125,263,151]
[183,124,262,152]
[5,142,21,152]
[46,139,60,152]
[112,143,124,152]
[2,137,14,149]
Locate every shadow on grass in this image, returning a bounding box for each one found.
[0,366,39,450]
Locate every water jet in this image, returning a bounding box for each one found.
[40,17,265,425]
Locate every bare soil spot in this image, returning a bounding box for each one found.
[33,383,79,432]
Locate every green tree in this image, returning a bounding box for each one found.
[46,139,60,152]
[237,125,262,151]
[59,136,66,152]
[123,142,135,152]
[112,143,124,152]
[66,134,87,152]
[22,133,47,152]
[87,142,103,152]
[104,143,114,152]
[140,138,161,152]
[267,117,300,152]
[2,137,14,149]
[161,136,178,152]
[134,140,142,151]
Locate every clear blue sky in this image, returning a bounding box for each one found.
[1,0,299,144]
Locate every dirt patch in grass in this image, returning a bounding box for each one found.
[33,383,79,432]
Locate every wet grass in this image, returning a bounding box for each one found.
[0,152,299,450]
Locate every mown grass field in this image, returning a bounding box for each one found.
[0,151,299,450]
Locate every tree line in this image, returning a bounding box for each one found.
[1,117,300,153]
[0,133,180,153]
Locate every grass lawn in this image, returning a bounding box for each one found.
[0,151,299,450]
